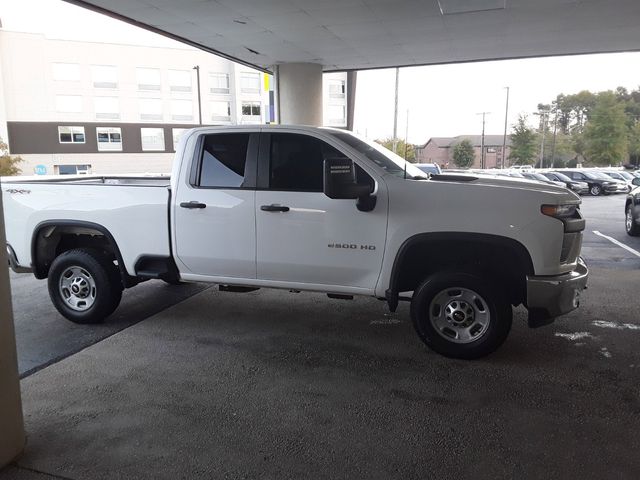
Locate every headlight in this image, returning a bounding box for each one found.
[541,204,578,218]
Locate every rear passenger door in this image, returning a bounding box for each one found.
[254,131,388,291]
[173,131,258,279]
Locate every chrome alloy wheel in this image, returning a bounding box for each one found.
[428,287,490,344]
[626,208,634,232]
[59,266,97,311]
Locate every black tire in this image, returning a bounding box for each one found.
[626,205,640,236]
[47,249,123,324]
[410,271,512,360]
[162,278,185,286]
[590,184,602,196]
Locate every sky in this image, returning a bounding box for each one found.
[1,0,640,144]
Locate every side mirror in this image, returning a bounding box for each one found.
[632,177,640,186]
[323,158,376,211]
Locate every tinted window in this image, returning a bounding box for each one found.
[199,133,250,188]
[269,134,348,191]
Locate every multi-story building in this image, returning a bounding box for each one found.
[415,135,512,169]
[0,30,348,175]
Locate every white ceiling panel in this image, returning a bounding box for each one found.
[67,0,640,71]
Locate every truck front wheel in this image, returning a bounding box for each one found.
[410,271,512,359]
[47,249,123,324]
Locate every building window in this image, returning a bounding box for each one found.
[210,73,230,94]
[172,128,188,151]
[240,72,260,93]
[171,99,193,121]
[58,126,85,144]
[328,105,346,123]
[136,67,161,91]
[55,95,82,113]
[168,70,192,93]
[211,101,231,122]
[139,98,163,121]
[141,128,165,151]
[52,63,80,82]
[58,164,91,175]
[487,147,496,153]
[329,80,345,98]
[91,65,118,89]
[241,101,261,117]
[96,127,122,152]
[94,97,120,120]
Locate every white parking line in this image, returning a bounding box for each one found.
[592,230,640,258]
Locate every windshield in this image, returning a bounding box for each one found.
[327,131,426,179]
[549,172,572,182]
[591,171,615,180]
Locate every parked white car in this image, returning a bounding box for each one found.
[3,126,588,359]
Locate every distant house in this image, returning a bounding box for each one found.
[415,135,512,169]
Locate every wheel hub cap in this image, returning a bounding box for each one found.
[59,266,97,311]
[429,287,491,344]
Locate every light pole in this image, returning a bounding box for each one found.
[392,67,399,153]
[193,65,202,125]
[502,87,510,168]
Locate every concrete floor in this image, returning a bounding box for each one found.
[2,195,640,480]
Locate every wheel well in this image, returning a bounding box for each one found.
[388,234,534,307]
[31,221,135,286]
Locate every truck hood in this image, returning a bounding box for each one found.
[428,173,579,201]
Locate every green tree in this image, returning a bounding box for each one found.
[452,139,475,168]
[583,91,628,166]
[508,114,538,165]
[628,122,640,167]
[0,139,22,176]
[375,138,416,162]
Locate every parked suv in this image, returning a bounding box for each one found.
[556,170,619,196]
[542,172,589,195]
[625,179,640,236]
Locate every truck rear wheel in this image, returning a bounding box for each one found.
[47,249,123,324]
[410,271,512,359]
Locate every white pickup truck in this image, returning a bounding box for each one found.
[3,126,588,359]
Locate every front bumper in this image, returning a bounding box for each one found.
[525,257,588,328]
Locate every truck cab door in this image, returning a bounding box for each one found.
[254,131,388,291]
[173,131,258,279]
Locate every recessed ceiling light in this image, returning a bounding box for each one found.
[438,0,506,15]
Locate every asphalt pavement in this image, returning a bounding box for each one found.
[3,193,640,480]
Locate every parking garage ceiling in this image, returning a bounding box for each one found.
[67,0,640,72]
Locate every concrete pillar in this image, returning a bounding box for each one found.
[0,192,25,468]
[275,63,323,126]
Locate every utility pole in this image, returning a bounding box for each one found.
[392,67,399,153]
[193,65,202,125]
[538,111,548,168]
[404,109,409,160]
[502,87,510,169]
[477,112,490,169]
[550,107,558,168]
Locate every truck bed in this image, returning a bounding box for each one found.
[2,176,172,275]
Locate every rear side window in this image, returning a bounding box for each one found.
[198,133,250,188]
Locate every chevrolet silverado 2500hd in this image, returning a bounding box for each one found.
[3,126,588,359]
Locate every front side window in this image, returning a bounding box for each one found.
[269,133,353,192]
[198,133,250,188]
[96,127,122,151]
[58,126,85,144]
[141,128,165,151]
